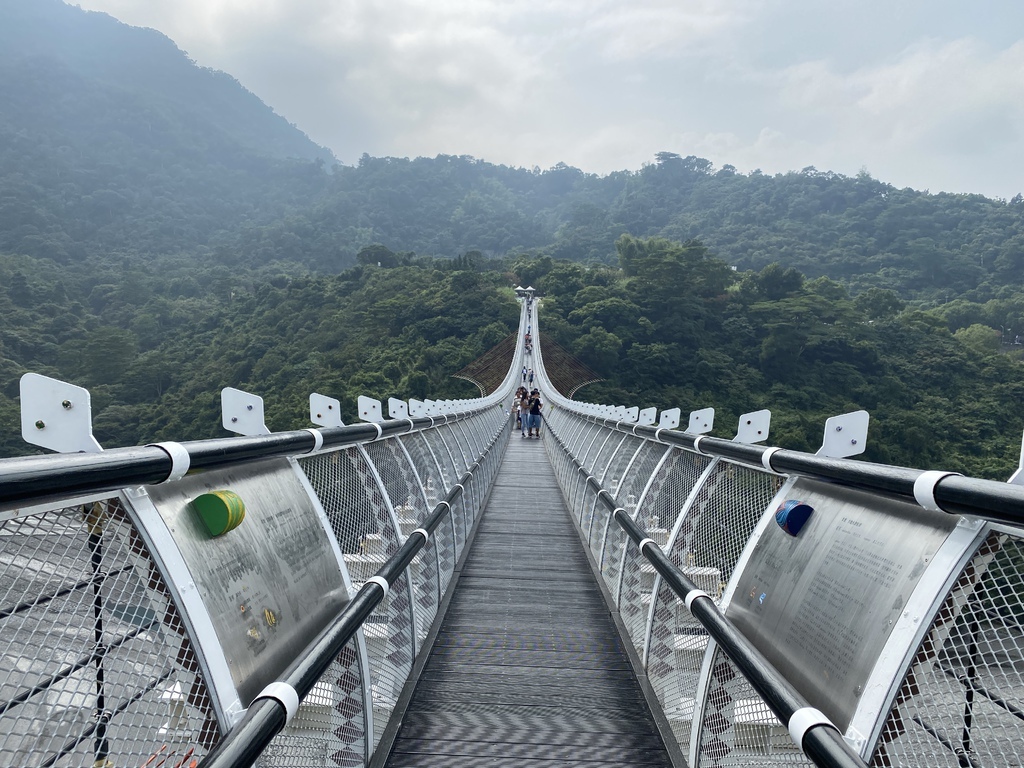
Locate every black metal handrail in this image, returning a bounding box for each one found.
[0,410,498,509]
[195,421,508,768]
[546,423,870,768]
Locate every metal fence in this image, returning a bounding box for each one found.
[0,406,510,768]
[8,288,1024,768]
[0,295,532,768]
[532,316,1024,768]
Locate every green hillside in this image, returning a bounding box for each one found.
[0,1,1022,480]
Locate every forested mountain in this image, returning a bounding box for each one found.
[2,1,1022,298]
[0,0,332,262]
[1,1,1023,480]
[246,154,1024,302]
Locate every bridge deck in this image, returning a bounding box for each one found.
[382,434,674,767]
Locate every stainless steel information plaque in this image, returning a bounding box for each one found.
[141,458,348,705]
[726,477,959,729]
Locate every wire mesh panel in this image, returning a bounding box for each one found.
[578,482,599,536]
[258,638,365,768]
[617,448,701,654]
[475,412,497,454]
[457,418,483,460]
[557,446,574,490]
[396,434,444,510]
[695,647,812,767]
[579,423,609,469]
[361,440,441,646]
[437,424,469,475]
[406,535,443,646]
[601,435,640,490]
[431,508,458,599]
[561,415,589,455]
[299,448,401,580]
[396,433,443,511]
[599,442,668,593]
[449,495,468,562]
[363,571,415,752]
[619,541,650,655]
[588,436,644,553]
[397,433,459,594]
[569,463,590,514]
[582,491,603,547]
[362,439,424,540]
[423,429,459,489]
[586,431,618,480]
[872,531,1024,768]
[646,457,769,758]
[448,422,472,468]
[0,498,220,768]
[555,447,573,492]
[684,462,782,584]
[570,422,601,461]
[466,470,480,521]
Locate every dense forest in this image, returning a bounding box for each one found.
[1,0,1023,480]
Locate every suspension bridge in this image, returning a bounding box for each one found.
[2,291,1024,768]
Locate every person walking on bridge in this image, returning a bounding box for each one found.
[527,389,543,438]
[519,389,531,437]
[513,386,527,431]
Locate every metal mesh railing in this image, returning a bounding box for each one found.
[646,458,781,759]
[259,639,365,768]
[599,442,667,593]
[873,531,1024,768]
[541,408,862,767]
[0,297,522,768]
[362,571,415,750]
[0,497,219,768]
[0,405,510,768]
[541,391,1024,768]
[697,647,811,767]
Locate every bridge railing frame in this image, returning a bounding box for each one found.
[530,304,1024,768]
[0,303,532,768]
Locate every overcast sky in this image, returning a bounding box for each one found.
[76,0,1024,199]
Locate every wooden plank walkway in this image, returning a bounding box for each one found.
[381,433,675,768]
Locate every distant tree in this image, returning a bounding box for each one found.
[356,244,399,268]
[954,324,1000,355]
[854,288,905,320]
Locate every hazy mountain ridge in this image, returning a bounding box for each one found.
[0,0,331,162]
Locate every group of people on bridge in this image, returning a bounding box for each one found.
[514,386,543,438]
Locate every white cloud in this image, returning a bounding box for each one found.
[579,0,751,61]
[72,0,1024,197]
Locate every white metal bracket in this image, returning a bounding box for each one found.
[310,393,344,428]
[1009,430,1024,486]
[221,387,270,436]
[658,408,681,429]
[20,373,102,453]
[817,410,869,458]
[389,398,409,419]
[357,395,384,423]
[637,407,657,426]
[734,409,771,444]
[409,399,427,418]
[687,407,714,435]
[622,406,639,423]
